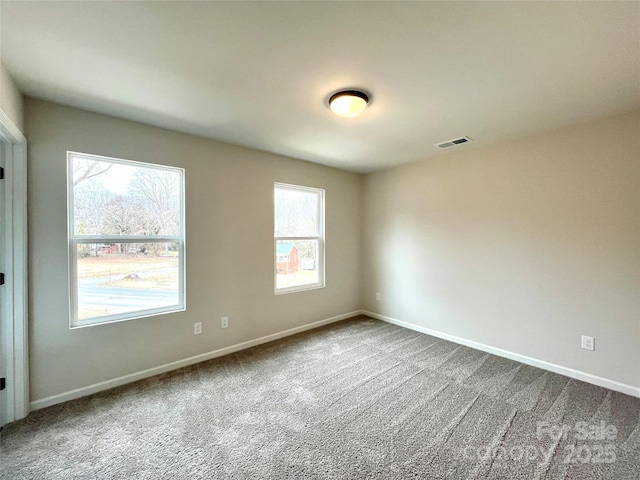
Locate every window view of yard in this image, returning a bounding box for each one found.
[275,239,319,289]
[274,184,324,292]
[69,152,184,326]
[76,244,179,320]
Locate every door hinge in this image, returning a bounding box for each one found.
[0,378,5,391]
[0,273,4,285]
[0,167,4,179]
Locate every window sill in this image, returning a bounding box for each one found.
[274,283,325,295]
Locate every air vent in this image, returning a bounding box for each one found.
[435,136,473,149]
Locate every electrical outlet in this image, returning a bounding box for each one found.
[193,322,202,335]
[376,292,381,301]
[221,316,229,329]
[581,335,594,351]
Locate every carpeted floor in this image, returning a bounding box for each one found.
[1,315,639,479]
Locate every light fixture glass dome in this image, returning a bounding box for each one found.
[329,90,369,117]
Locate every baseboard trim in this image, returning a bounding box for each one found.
[362,310,640,398]
[30,310,361,410]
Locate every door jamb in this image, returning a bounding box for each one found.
[0,108,28,427]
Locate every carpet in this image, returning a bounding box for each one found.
[1,315,639,479]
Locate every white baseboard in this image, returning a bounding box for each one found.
[363,310,640,398]
[30,311,361,410]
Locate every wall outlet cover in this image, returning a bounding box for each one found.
[581,335,595,351]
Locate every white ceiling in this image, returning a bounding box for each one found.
[1,1,639,173]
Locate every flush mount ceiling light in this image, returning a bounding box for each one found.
[329,90,369,117]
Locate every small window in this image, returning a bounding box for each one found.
[274,183,325,293]
[68,152,185,327]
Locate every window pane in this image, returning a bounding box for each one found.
[274,188,318,237]
[72,155,181,236]
[276,240,319,289]
[76,242,179,320]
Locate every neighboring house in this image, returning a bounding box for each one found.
[276,242,299,274]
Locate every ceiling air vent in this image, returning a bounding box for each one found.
[435,136,473,149]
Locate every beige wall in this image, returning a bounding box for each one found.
[362,110,640,389]
[25,98,362,402]
[0,62,23,131]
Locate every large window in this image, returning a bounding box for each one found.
[68,152,185,327]
[274,183,324,293]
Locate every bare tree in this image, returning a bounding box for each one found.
[72,158,180,246]
[74,177,114,235]
[73,160,113,186]
[275,189,317,237]
[101,196,156,236]
[128,169,180,235]
[275,189,318,261]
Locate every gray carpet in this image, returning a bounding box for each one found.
[1,315,639,479]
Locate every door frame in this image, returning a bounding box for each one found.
[0,108,28,427]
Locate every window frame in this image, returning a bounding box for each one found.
[67,151,186,328]
[274,182,325,295]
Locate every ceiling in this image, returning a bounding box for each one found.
[1,1,639,173]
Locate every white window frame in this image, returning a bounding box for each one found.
[67,151,186,328]
[274,182,325,294]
